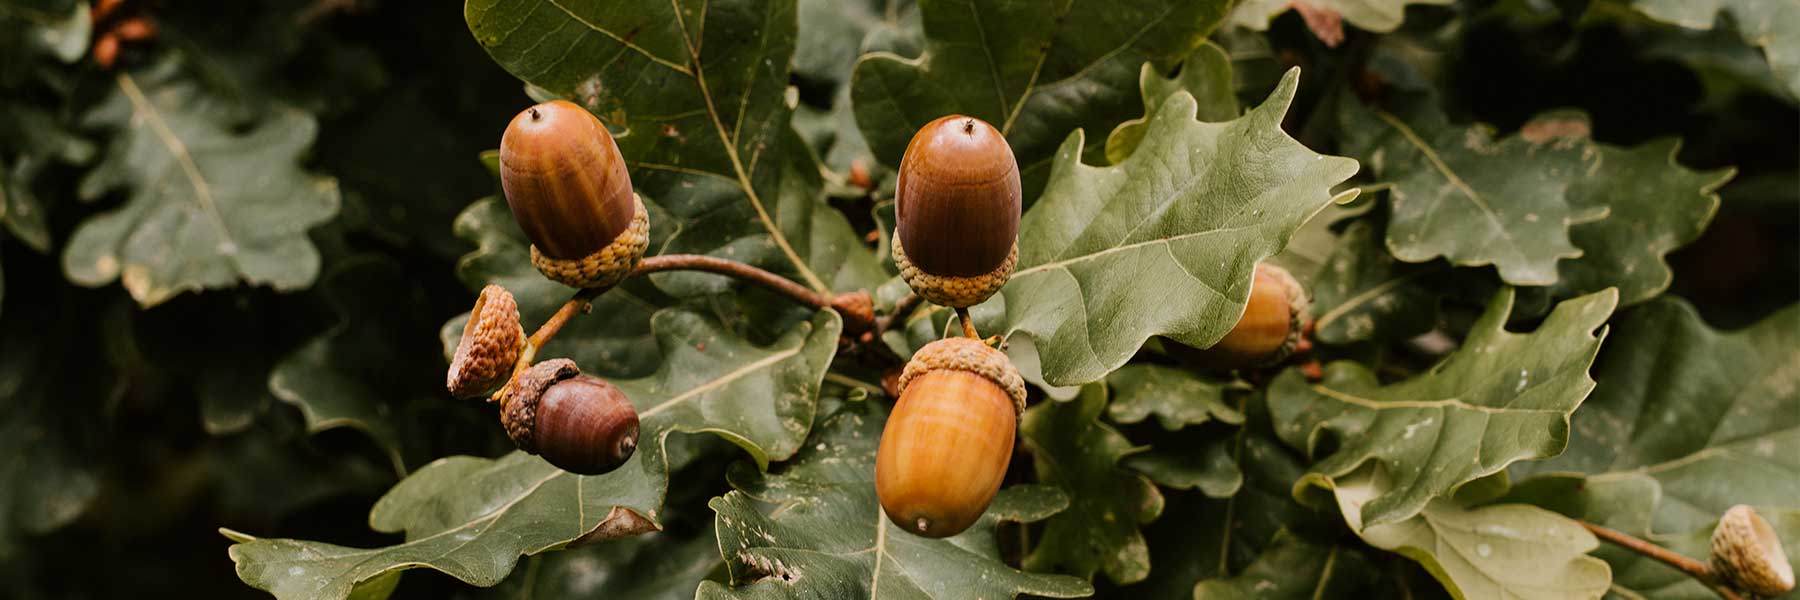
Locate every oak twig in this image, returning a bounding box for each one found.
[1577,520,1742,600]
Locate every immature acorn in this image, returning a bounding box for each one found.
[447,285,525,398]
[500,100,649,289]
[502,359,641,476]
[876,337,1026,538]
[1170,263,1310,369]
[1710,504,1795,597]
[893,115,1021,308]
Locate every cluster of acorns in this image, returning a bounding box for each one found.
[442,102,1312,539]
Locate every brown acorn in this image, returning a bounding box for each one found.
[447,285,525,398]
[1170,263,1309,369]
[876,337,1025,538]
[500,100,649,289]
[502,359,640,476]
[893,115,1021,308]
[1710,504,1795,597]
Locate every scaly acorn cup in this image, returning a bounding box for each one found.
[446,284,525,398]
[1169,263,1309,369]
[501,359,640,476]
[1710,504,1795,597]
[500,100,649,289]
[893,115,1021,308]
[876,337,1026,538]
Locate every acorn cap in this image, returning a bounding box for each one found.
[1711,504,1795,597]
[894,235,1016,309]
[501,100,636,260]
[898,337,1026,415]
[502,359,641,476]
[895,115,1021,278]
[530,194,650,289]
[447,285,525,398]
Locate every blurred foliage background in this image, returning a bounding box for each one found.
[0,0,1793,597]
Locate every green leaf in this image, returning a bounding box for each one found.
[793,0,919,92]
[1504,299,1799,597]
[1515,299,1798,490]
[228,309,842,600]
[478,527,722,600]
[700,398,1092,599]
[987,71,1359,386]
[63,59,340,306]
[1317,467,1612,600]
[1272,287,1618,526]
[464,0,882,295]
[1339,98,1598,286]
[850,0,1231,198]
[1228,0,1452,34]
[1106,364,1245,430]
[1308,219,1447,345]
[0,270,101,561]
[1630,0,1800,100]
[1120,432,1243,498]
[1022,384,1165,584]
[1191,531,1379,599]
[268,258,425,475]
[1103,41,1238,164]
[0,0,89,64]
[1552,137,1735,306]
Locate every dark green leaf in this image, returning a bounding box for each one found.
[1107,363,1246,430]
[1191,531,1379,599]
[1273,288,1617,526]
[1629,0,1800,100]
[1308,219,1447,346]
[1553,138,1735,306]
[851,0,1231,198]
[1339,98,1598,286]
[1104,41,1238,163]
[984,71,1359,386]
[64,58,340,306]
[228,309,841,600]
[701,399,1092,599]
[1022,384,1164,584]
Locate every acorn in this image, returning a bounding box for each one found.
[1710,505,1794,597]
[893,115,1021,308]
[500,100,649,289]
[1169,263,1309,369]
[876,337,1026,538]
[501,359,640,476]
[447,284,525,398]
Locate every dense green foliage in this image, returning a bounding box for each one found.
[0,0,1794,598]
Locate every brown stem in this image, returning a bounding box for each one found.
[876,293,923,336]
[956,307,979,340]
[1578,520,1742,600]
[633,254,831,311]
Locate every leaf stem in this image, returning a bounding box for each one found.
[1577,520,1742,600]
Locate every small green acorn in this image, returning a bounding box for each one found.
[893,115,1021,308]
[500,100,649,289]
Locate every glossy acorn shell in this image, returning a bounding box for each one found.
[500,100,635,260]
[876,369,1016,538]
[535,375,640,476]
[895,115,1021,278]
